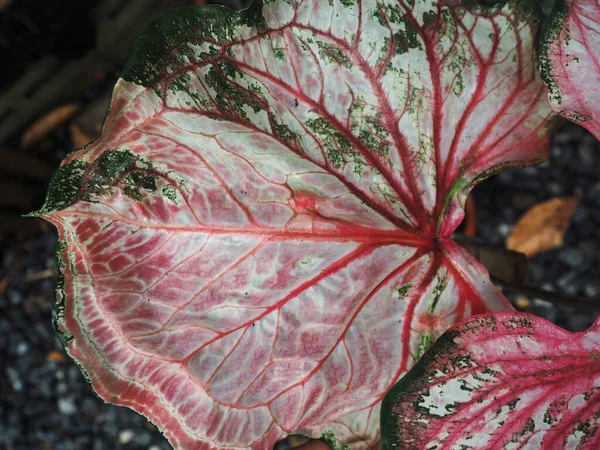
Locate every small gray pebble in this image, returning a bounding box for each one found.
[532,299,558,323]
[15,342,29,356]
[58,398,77,416]
[522,166,539,176]
[6,367,23,392]
[56,382,68,395]
[93,439,105,450]
[584,282,600,298]
[541,283,556,292]
[7,290,22,306]
[133,430,153,446]
[496,223,512,237]
[553,131,571,145]
[559,247,585,268]
[556,271,581,296]
[547,182,563,196]
[578,143,596,167]
[119,429,134,445]
[68,365,81,384]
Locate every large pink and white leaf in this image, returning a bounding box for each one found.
[541,0,600,139]
[381,313,600,450]
[35,1,553,449]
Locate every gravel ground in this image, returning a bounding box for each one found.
[2,0,598,449]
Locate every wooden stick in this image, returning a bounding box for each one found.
[453,234,528,286]
[23,268,57,282]
[492,275,600,314]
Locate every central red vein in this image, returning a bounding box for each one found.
[56,210,428,245]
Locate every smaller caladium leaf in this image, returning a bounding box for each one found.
[541,0,600,139]
[381,312,600,450]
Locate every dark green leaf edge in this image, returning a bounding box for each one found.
[28,2,261,219]
[539,0,569,110]
[380,322,455,450]
[121,2,264,88]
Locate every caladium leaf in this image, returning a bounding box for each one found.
[35,1,553,449]
[381,313,600,450]
[541,0,600,140]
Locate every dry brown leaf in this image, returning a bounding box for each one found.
[47,350,66,363]
[506,196,580,257]
[69,123,94,149]
[20,104,80,150]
